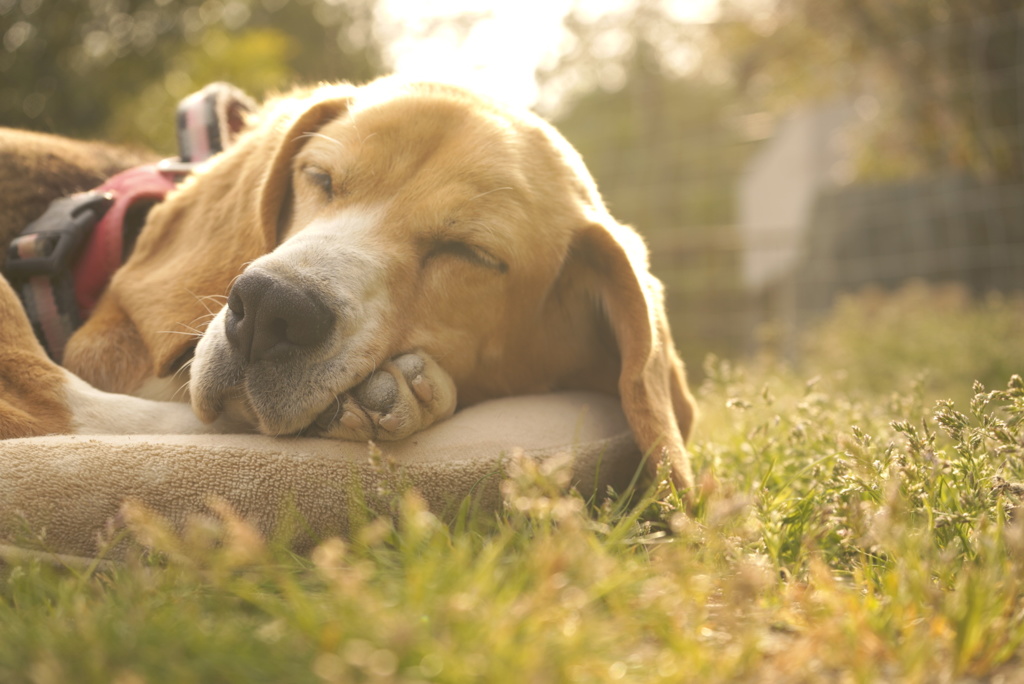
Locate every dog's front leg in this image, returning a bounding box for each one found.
[0,276,242,439]
[0,275,77,439]
[61,374,249,436]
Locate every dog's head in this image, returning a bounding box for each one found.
[64,78,697,490]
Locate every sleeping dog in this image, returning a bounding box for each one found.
[0,77,697,491]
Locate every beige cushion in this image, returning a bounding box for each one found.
[0,392,639,561]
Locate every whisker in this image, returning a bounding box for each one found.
[227,271,248,292]
[171,357,194,382]
[185,288,217,316]
[466,186,513,203]
[323,395,342,427]
[295,131,344,148]
[156,329,203,338]
[171,376,192,402]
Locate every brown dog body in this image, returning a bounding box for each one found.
[1,78,697,490]
[0,129,157,251]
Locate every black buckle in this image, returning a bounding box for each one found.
[3,192,113,279]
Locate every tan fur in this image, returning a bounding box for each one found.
[54,78,698,490]
[62,85,357,388]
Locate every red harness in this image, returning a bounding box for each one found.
[3,82,255,361]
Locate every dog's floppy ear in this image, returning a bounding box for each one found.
[64,86,355,392]
[574,218,697,493]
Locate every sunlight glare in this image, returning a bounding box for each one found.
[377,0,719,109]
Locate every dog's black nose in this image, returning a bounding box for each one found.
[224,270,334,363]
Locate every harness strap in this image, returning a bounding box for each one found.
[73,165,177,317]
[6,193,113,361]
[3,82,255,361]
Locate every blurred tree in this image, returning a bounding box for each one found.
[540,0,754,364]
[711,0,1024,181]
[0,0,384,152]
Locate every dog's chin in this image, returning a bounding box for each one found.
[201,359,371,436]
[201,382,337,436]
[218,394,258,428]
[190,321,379,435]
[218,380,348,436]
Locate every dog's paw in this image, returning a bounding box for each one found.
[315,352,457,441]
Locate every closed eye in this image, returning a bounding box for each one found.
[302,166,334,199]
[427,240,508,273]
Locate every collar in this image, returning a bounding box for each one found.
[2,82,254,361]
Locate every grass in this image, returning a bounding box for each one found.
[3,282,1024,683]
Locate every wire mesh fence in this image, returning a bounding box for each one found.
[562,6,1024,379]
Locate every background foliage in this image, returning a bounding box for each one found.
[0,0,381,152]
[712,0,1024,181]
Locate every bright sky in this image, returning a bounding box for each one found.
[377,0,720,110]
